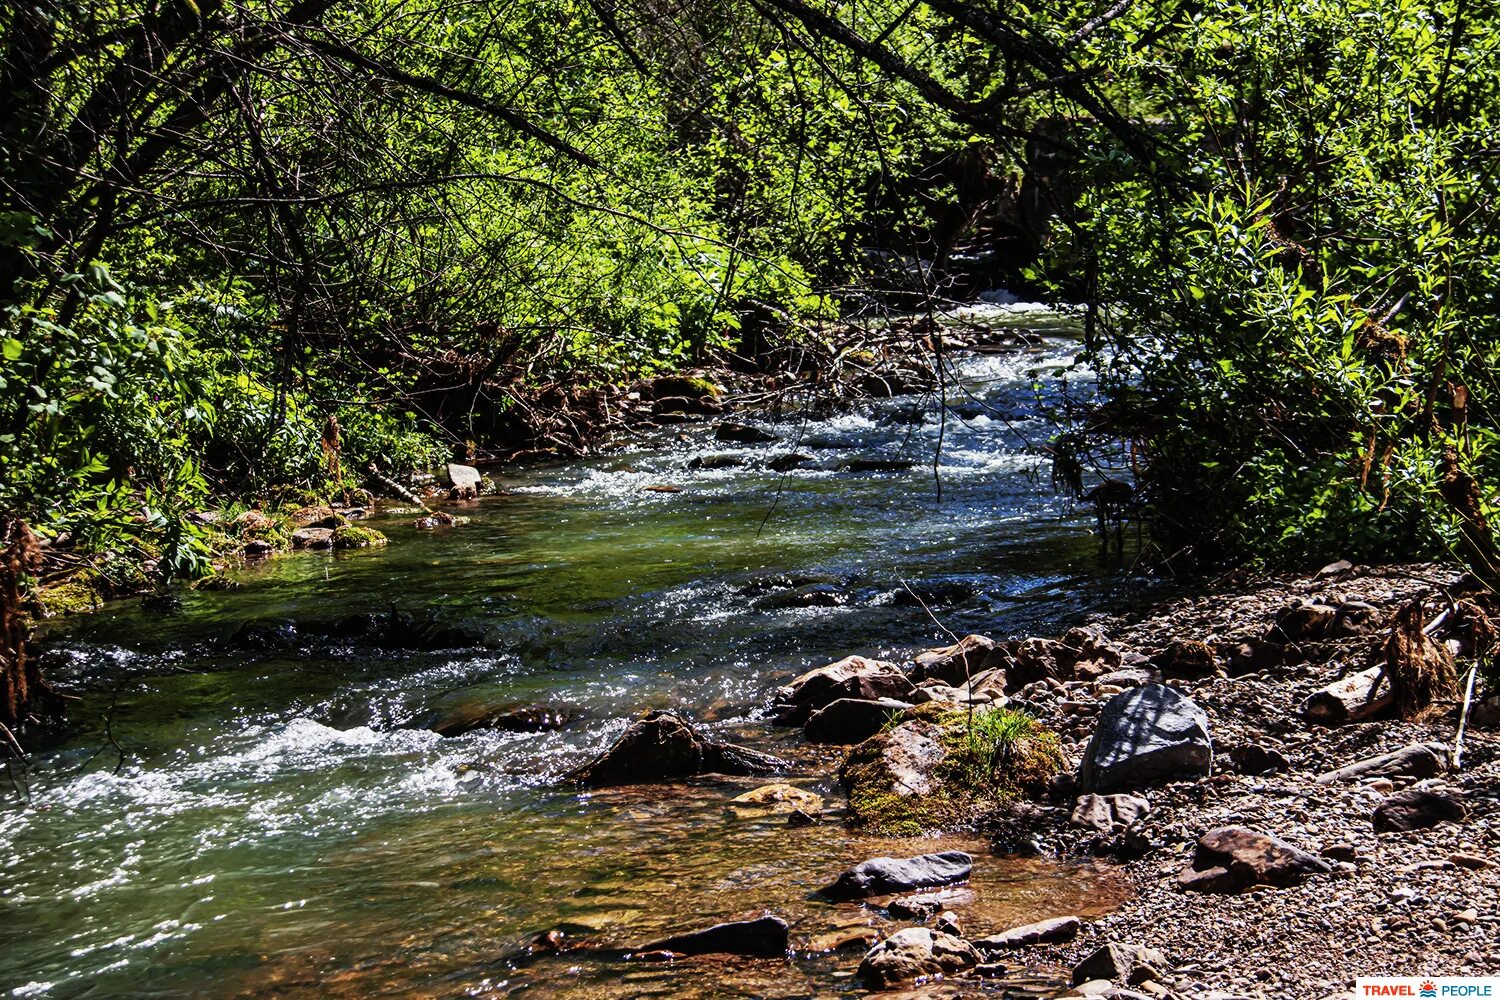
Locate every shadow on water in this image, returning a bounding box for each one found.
[3,307,1163,998]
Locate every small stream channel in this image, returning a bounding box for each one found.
[3,305,1159,998]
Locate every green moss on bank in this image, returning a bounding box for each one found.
[841,707,1063,835]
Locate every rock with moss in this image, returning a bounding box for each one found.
[331,525,388,549]
[650,375,724,400]
[36,571,106,617]
[840,705,1064,835]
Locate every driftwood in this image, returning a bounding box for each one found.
[1299,665,1392,725]
[364,462,429,510]
[1315,742,1448,785]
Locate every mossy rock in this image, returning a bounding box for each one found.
[652,375,724,400]
[331,525,388,549]
[232,509,293,549]
[36,571,106,617]
[840,707,1063,836]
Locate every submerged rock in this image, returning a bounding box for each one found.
[727,783,824,816]
[753,583,846,610]
[766,452,814,472]
[856,927,981,988]
[426,702,588,737]
[820,850,973,899]
[973,915,1082,951]
[715,421,779,443]
[565,710,789,787]
[1077,684,1212,793]
[634,915,789,958]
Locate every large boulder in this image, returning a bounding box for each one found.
[771,655,915,724]
[803,697,911,744]
[443,463,482,494]
[821,850,973,899]
[839,719,947,832]
[1077,684,1212,793]
[856,928,981,988]
[565,710,789,787]
[911,634,1000,685]
[1177,826,1331,892]
[635,915,788,957]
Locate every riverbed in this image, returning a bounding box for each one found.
[3,306,1154,998]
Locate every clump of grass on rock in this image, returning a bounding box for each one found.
[841,704,1063,835]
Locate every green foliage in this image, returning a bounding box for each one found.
[1054,0,1500,571]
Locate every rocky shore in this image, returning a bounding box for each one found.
[546,561,1498,998]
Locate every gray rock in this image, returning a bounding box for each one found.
[803,697,911,744]
[973,915,1082,951]
[857,927,981,988]
[1071,793,1152,833]
[1316,742,1447,785]
[290,526,334,549]
[443,463,482,491]
[1077,684,1212,793]
[821,850,973,899]
[1228,743,1291,775]
[1072,942,1169,985]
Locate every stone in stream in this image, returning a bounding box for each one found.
[766,452,813,472]
[856,927,981,988]
[911,634,1000,685]
[726,782,824,816]
[1177,826,1332,892]
[802,697,911,744]
[838,457,915,473]
[290,526,335,549]
[886,887,975,921]
[715,421,779,443]
[1373,789,1468,832]
[972,915,1082,952]
[770,655,915,724]
[427,702,587,737]
[1076,684,1212,793]
[565,710,789,787]
[820,850,972,899]
[686,453,746,470]
[633,915,789,958]
[443,463,483,493]
[752,583,846,610]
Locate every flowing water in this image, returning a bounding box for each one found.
[3,306,1156,999]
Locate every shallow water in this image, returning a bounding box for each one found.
[3,306,1151,998]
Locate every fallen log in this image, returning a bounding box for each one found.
[1298,665,1392,725]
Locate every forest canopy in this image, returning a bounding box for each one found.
[3,0,1499,587]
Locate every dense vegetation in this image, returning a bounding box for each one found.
[3,0,1499,591]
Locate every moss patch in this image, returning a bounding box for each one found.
[331,525,388,549]
[36,571,106,617]
[841,707,1063,835]
[653,375,724,399]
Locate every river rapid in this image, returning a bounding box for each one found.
[3,306,1156,998]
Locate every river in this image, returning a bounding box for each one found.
[2,305,1154,998]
